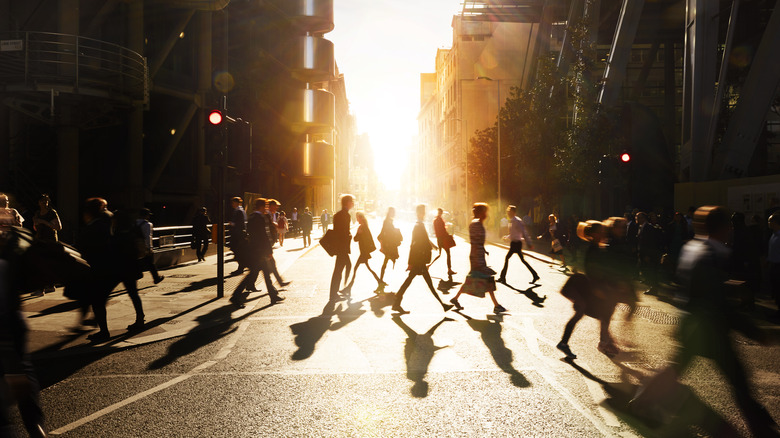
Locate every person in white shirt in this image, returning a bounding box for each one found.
[137,208,164,284]
[498,205,539,284]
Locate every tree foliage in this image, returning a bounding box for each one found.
[467,11,622,210]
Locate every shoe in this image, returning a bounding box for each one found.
[154,276,165,284]
[442,304,454,312]
[392,305,409,314]
[598,341,619,358]
[530,275,540,284]
[450,298,463,310]
[493,304,507,314]
[557,342,577,359]
[448,270,457,276]
[270,295,286,304]
[87,331,110,342]
[279,280,291,287]
[127,321,145,331]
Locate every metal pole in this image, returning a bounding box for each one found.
[217,164,224,298]
[496,80,501,216]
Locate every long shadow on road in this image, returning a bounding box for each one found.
[392,315,453,398]
[459,312,531,388]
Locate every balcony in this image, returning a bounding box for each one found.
[0,31,147,105]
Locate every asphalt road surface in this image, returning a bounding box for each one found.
[10,218,780,437]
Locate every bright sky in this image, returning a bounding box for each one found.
[329,0,462,190]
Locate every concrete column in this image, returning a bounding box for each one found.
[57,124,79,243]
[124,0,144,209]
[663,39,676,157]
[0,107,9,190]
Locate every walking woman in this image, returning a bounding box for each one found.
[277,211,289,246]
[450,203,506,314]
[433,208,456,278]
[348,212,385,292]
[377,207,402,291]
[556,220,619,359]
[538,213,567,270]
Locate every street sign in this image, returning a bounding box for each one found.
[0,40,23,52]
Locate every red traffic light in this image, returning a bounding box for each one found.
[208,110,223,125]
[620,152,631,163]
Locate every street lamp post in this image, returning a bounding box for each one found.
[478,76,501,214]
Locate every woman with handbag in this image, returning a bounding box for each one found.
[449,203,506,314]
[538,213,568,271]
[377,207,402,291]
[433,208,456,279]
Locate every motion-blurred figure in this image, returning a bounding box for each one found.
[328,195,354,302]
[432,208,456,280]
[377,207,402,292]
[191,207,211,262]
[347,212,384,292]
[136,208,163,285]
[300,207,313,248]
[498,205,538,285]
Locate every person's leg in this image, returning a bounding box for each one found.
[145,254,162,282]
[517,241,539,280]
[393,272,416,311]
[380,257,390,281]
[560,311,584,345]
[499,244,516,281]
[260,260,281,301]
[90,279,111,337]
[330,255,347,301]
[123,279,144,324]
[366,261,381,284]
[422,269,447,307]
[347,259,362,288]
[343,255,352,287]
[445,247,454,274]
[487,290,500,307]
[270,256,286,285]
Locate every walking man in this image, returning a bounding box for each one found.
[498,205,539,284]
[328,195,353,301]
[432,208,456,279]
[231,198,285,307]
[392,204,453,314]
[229,197,248,275]
[300,207,313,247]
[137,208,164,284]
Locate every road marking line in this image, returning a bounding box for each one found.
[50,320,251,435]
[519,317,616,437]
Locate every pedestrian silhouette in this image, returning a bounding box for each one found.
[377,207,402,292]
[392,315,452,398]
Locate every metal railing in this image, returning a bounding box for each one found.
[151,224,227,251]
[0,31,147,103]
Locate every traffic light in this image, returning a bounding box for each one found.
[620,151,631,163]
[205,109,225,165]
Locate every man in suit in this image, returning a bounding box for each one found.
[229,197,247,275]
[329,195,354,301]
[392,204,453,314]
[231,198,285,307]
[300,207,313,247]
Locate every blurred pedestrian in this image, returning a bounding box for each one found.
[632,207,779,436]
[730,212,759,310]
[113,210,146,331]
[78,198,115,342]
[290,207,299,237]
[277,211,289,247]
[231,199,285,308]
[347,212,385,292]
[329,195,354,301]
[392,204,452,314]
[136,208,164,284]
[433,208,456,279]
[538,213,567,270]
[229,197,248,275]
[0,207,47,437]
[556,220,619,359]
[191,207,211,262]
[498,205,538,285]
[377,207,402,292]
[0,193,23,227]
[449,203,504,314]
[265,200,289,287]
[300,207,313,247]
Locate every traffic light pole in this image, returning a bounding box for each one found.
[216,162,225,298]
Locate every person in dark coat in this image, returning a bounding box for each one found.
[229,197,247,275]
[300,207,313,248]
[191,207,211,262]
[433,208,456,278]
[112,210,146,331]
[347,212,385,292]
[636,212,663,295]
[730,212,760,309]
[632,207,779,436]
[392,204,453,314]
[230,198,284,307]
[329,195,354,302]
[77,197,116,342]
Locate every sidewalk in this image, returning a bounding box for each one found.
[21,239,319,357]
